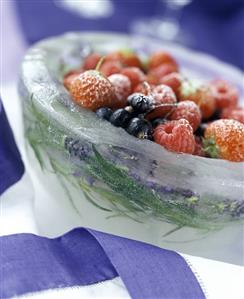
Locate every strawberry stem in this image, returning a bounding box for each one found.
[202,137,220,158]
[95,56,105,71]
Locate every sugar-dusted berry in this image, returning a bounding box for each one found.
[121,67,146,89]
[148,51,178,70]
[69,70,115,111]
[210,79,239,110]
[204,119,244,162]
[169,100,201,132]
[154,119,195,154]
[108,74,132,108]
[220,106,244,124]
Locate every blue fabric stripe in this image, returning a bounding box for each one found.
[0,99,24,195]
[1,229,118,299]
[1,228,205,299]
[90,229,206,299]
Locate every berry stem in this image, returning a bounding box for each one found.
[95,56,105,71]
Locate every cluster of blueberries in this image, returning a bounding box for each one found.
[96,93,165,140]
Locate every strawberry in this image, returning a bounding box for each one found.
[147,63,178,85]
[69,70,115,111]
[108,74,132,108]
[121,67,146,89]
[148,51,178,70]
[210,79,239,110]
[220,106,244,124]
[204,119,244,162]
[63,68,83,90]
[106,50,142,68]
[146,84,177,120]
[178,80,216,120]
[154,119,195,154]
[133,81,154,95]
[83,53,101,70]
[169,100,201,132]
[100,60,122,77]
[159,72,183,97]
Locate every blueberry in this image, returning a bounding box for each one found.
[96,107,113,120]
[127,93,152,113]
[109,108,132,128]
[127,117,153,140]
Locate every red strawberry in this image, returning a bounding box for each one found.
[121,67,146,89]
[147,63,178,84]
[108,74,132,108]
[146,84,177,120]
[220,106,244,124]
[204,119,244,162]
[133,81,154,95]
[63,68,83,90]
[83,53,101,70]
[154,119,195,154]
[210,79,239,110]
[178,81,216,120]
[169,100,201,132]
[100,60,122,77]
[159,72,183,97]
[69,70,115,111]
[148,51,178,70]
[106,50,142,68]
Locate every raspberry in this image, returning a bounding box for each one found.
[220,106,244,124]
[83,53,101,70]
[179,81,216,120]
[63,69,83,90]
[121,67,146,89]
[146,84,177,120]
[169,100,201,132]
[148,51,178,70]
[69,70,115,111]
[210,79,239,110]
[147,63,178,85]
[159,72,183,97]
[100,60,122,77]
[108,74,132,108]
[204,119,244,162]
[153,119,195,154]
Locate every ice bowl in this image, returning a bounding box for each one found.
[19,32,244,265]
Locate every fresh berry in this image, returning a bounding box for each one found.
[169,100,201,132]
[133,81,154,95]
[147,63,178,85]
[127,93,153,113]
[193,136,205,157]
[210,79,239,110]
[220,106,244,124]
[159,72,183,97]
[126,118,153,140]
[83,53,101,70]
[106,50,142,68]
[69,70,115,111]
[109,108,132,128]
[204,119,244,162]
[63,69,83,90]
[178,81,216,120]
[100,60,122,77]
[108,74,132,108]
[146,84,177,120]
[153,119,195,154]
[96,107,113,120]
[121,67,146,89]
[148,51,178,70]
